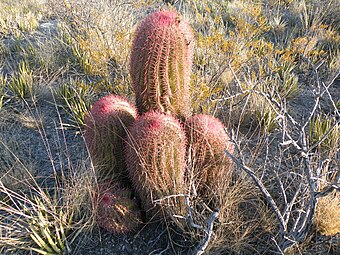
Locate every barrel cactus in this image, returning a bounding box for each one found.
[96,182,142,234]
[85,94,137,181]
[130,10,194,119]
[185,114,234,200]
[125,111,187,221]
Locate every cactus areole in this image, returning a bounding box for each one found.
[130,10,194,119]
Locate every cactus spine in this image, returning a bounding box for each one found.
[185,114,234,198]
[125,112,187,220]
[85,95,137,180]
[130,10,194,119]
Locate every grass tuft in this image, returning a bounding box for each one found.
[314,191,340,236]
[8,61,34,100]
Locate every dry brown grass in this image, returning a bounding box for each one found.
[204,176,277,254]
[314,191,340,236]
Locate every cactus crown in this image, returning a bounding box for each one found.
[90,95,137,119]
[186,114,234,165]
[130,10,194,119]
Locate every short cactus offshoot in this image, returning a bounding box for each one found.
[85,95,137,181]
[185,114,234,201]
[96,182,142,234]
[130,10,194,119]
[125,112,187,220]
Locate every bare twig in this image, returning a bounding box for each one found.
[185,196,203,230]
[224,148,286,231]
[223,53,339,253]
[193,209,219,255]
[153,194,189,204]
[271,237,285,255]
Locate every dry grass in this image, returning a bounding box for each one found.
[0,0,45,36]
[0,91,99,254]
[0,164,99,254]
[188,173,278,254]
[314,191,340,236]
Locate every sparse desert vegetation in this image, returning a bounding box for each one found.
[0,0,339,254]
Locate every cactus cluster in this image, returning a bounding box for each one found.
[84,10,234,234]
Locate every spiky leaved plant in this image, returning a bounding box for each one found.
[96,182,142,234]
[125,111,187,222]
[185,114,234,204]
[85,94,137,181]
[130,10,194,119]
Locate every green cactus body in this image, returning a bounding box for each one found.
[85,94,137,181]
[96,182,142,234]
[125,111,187,220]
[130,10,194,119]
[185,114,234,199]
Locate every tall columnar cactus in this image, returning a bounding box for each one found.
[96,182,142,234]
[125,112,187,220]
[130,10,194,119]
[185,114,234,200]
[85,94,137,181]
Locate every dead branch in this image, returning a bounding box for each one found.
[223,60,340,253]
[224,148,287,231]
[192,209,219,255]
